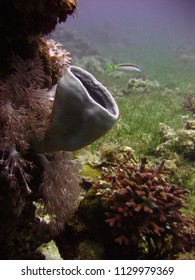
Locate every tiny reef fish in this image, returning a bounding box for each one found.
[105,63,142,73]
[140,195,158,209]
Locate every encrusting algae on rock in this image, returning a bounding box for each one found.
[156,118,195,160]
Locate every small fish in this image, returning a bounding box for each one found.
[105,63,142,73]
[140,196,158,209]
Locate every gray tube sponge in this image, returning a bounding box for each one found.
[32,66,119,152]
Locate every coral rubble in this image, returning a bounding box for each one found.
[123,78,162,95]
[157,119,195,160]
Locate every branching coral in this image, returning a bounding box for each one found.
[95,157,195,259]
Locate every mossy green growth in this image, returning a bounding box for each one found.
[81,164,100,179]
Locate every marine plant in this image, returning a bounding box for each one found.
[95,157,195,259]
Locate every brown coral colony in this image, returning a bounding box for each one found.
[96,157,194,257]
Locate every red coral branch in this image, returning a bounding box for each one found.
[95,156,195,258]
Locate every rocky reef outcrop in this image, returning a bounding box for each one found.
[0,0,79,259]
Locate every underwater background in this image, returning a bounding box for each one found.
[51,0,195,87]
[0,0,194,260]
[49,0,195,166]
[47,0,195,259]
